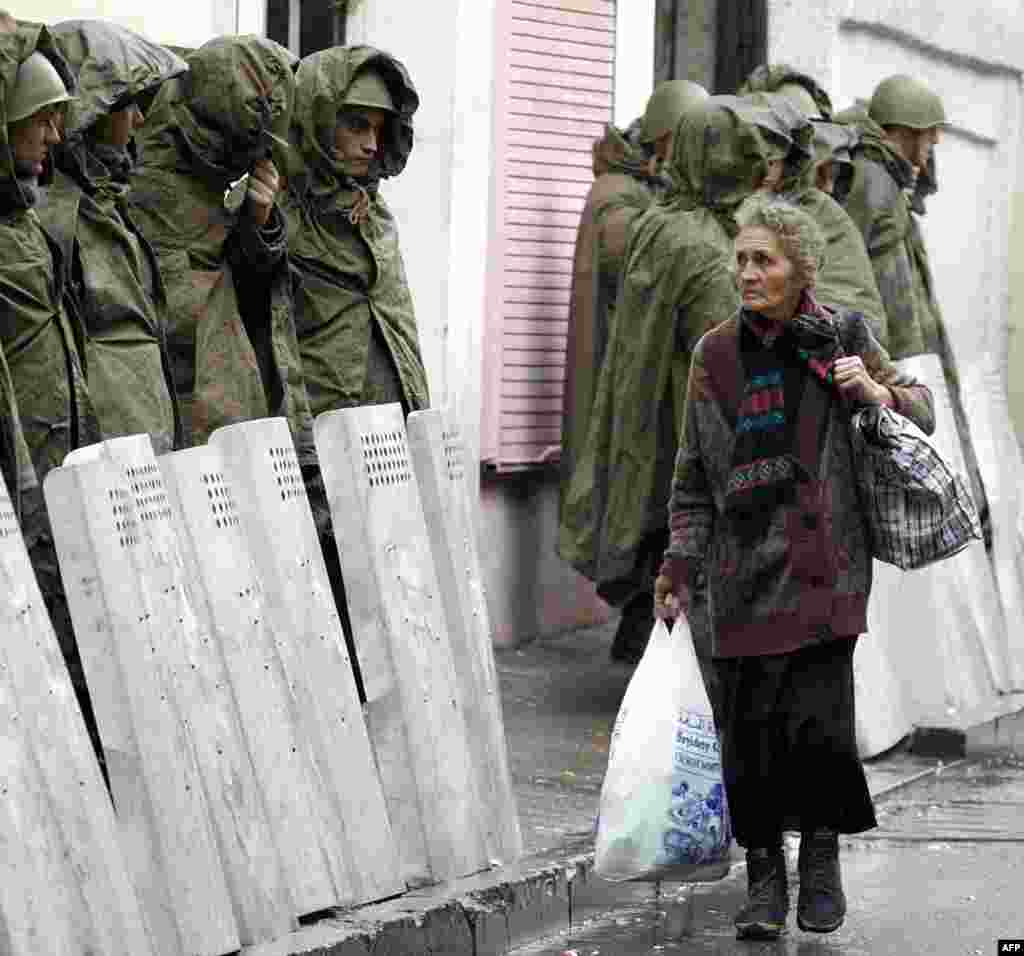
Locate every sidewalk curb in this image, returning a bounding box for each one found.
[243,758,969,956]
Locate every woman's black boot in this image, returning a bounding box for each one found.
[797,828,846,933]
[734,846,788,939]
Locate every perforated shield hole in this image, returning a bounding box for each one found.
[126,462,172,525]
[269,445,304,502]
[0,494,17,540]
[201,470,241,529]
[109,487,139,548]
[361,429,411,488]
[442,427,464,484]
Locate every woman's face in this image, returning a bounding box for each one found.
[735,225,802,322]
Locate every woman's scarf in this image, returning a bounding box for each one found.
[724,290,840,537]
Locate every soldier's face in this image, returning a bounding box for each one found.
[759,159,785,192]
[333,106,389,176]
[93,103,145,149]
[8,105,62,178]
[886,125,941,180]
[815,159,835,195]
[654,130,673,163]
[735,226,801,322]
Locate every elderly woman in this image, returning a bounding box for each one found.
[655,195,934,939]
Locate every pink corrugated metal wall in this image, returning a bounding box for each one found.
[483,0,616,470]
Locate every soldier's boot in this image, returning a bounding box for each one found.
[734,846,789,940]
[797,828,846,933]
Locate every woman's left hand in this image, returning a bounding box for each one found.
[833,355,890,406]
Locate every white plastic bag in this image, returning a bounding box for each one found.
[594,617,732,882]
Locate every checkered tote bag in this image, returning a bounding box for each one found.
[848,404,981,570]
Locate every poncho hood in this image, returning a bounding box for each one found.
[50,20,186,139]
[592,121,646,176]
[738,63,834,119]
[49,20,186,192]
[741,90,816,193]
[290,44,416,196]
[810,119,858,203]
[140,34,296,181]
[0,19,75,212]
[664,95,785,233]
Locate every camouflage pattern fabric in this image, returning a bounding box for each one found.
[743,92,887,344]
[0,342,37,520]
[128,35,315,460]
[738,63,834,119]
[837,101,990,543]
[0,23,99,499]
[560,123,659,513]
[834,103,932,358]
[557,99,765,603]
[39,20,185,454]
[281,45,429,417]
[0,21,103,762]
[795,188,888,347]
[49,18,187,134]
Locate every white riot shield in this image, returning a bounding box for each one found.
[0,474,153,955]
[209,418,403,901]
[44,448,238,956]
[861,357,999,737]
[160,444,350,917]
[314,405,490,883]
[407,409,522,864]
[957,357,1024,690]
[853,634,915,758]
[898,356,1010,691]
[79,436,316,938]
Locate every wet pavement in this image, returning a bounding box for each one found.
[496,623,1024,955]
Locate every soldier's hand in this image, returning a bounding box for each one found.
[244,158,280,228]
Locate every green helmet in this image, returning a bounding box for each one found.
[8,51,74,124]
[342,69,396,113]
[868,74,946,130]
[640,79,708,144]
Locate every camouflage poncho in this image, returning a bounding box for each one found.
[129,35,314,459]
[738,63,834,119]
[281,45,429,416]
[743,91,887,343]
[39,19,185,455]
[560,122,662,506]
[837,101,989,540]
[833,103,938,357]
[557,99,765,601]
[0,343,36,516]
[0,22,98,530]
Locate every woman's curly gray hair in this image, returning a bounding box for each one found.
[734,194,826,288]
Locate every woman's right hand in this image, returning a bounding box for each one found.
[654,572,690,621]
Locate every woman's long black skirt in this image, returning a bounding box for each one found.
[715,636,878,848]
